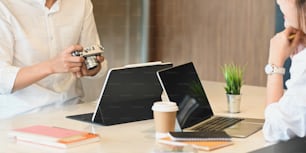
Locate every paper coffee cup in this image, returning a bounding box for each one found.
[152,101,178,139]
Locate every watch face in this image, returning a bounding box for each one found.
[265,64,273,74]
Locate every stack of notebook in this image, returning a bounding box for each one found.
[157,131,233,151]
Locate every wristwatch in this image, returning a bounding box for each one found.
[264,64,285,75]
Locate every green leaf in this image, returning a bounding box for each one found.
[221,63,245,94]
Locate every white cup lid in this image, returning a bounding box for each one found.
[151,101,178,112]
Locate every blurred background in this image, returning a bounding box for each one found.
[84,0,279,101]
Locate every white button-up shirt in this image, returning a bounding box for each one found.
[263,48,306,142]
[0,0,107,119]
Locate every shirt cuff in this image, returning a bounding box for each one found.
[0,66,20,94]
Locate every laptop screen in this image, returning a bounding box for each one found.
[157,62,214,129]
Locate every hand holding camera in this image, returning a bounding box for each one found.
[47,44,104,78]
[71,44,104,70]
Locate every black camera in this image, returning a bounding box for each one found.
[71,45,104,70]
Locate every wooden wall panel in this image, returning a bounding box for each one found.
[92,0,143,68]
[82,0,144,101]
[149,0,275,86]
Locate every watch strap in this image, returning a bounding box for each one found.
[265,64,285,75]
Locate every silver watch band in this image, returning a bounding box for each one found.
[265,64,285,75]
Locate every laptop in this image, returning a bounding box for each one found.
[67,62,172,126]
[157,62,264,138]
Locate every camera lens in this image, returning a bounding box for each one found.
[85,56,99,70]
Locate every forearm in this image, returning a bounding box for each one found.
[12,61,53,92]
[266,74,284,106]
[266,59,286,106]
[265,28,302,106]
[12,45,86,92]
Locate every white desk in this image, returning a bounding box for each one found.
[0,81,268,153]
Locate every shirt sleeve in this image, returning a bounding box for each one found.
[263,102,295,142]
[0,4,20,94]
[263,57,306,142]
[263,92,306,142]
[79,0,100,46]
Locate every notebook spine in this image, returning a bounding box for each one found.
[172,138,231,141]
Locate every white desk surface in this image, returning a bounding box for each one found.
[0,81,269,153]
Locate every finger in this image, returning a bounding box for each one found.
[71,67,83,77]
[291,30,303,47]
[68,56,84,63]
[82,63,101,76]
[63,62,83,70]
[81,66,88,76]
[71,62,83,67]
[70,67,82,73]
[96,56,105,63]
[284,27,298,37]
[75,72,82,78]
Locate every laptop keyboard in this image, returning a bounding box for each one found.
[193,116,243,132]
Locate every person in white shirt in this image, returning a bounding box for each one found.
[0,0,107,119]
[263,0,306,142]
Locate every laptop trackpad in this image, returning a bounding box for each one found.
[224,121,262,138]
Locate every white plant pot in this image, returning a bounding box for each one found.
[226,94,241,113]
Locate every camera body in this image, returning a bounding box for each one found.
[71,45,104,70]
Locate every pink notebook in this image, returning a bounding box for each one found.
[9,125,100,148]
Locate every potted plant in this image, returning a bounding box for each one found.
[221,63,245,113]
